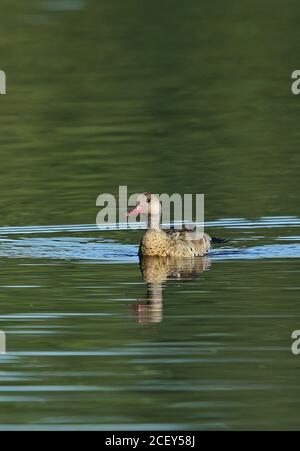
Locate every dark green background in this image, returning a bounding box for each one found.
[0,0,299,226]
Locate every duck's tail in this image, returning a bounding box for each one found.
[211,236,228,244]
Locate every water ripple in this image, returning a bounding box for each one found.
[0,237,299,262]
[0,216,299,236]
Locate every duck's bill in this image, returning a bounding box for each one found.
[127,205,143,216]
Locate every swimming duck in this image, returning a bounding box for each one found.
[127,192,212,258]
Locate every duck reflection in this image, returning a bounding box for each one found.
[132,256,211,324]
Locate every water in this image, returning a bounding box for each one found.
[0,218,299,430]
[0,0,300,431]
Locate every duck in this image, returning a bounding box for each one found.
[127,192,213,258]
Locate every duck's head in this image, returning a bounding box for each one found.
[127,192,161,219]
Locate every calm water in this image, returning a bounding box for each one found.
[0,0,299,431]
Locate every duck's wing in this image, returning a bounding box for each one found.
[163,225,210,241]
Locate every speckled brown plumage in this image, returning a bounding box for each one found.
[139,228,211,258]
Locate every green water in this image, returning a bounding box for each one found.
[0,0,299,430]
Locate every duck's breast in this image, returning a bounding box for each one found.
[140,230,169,257]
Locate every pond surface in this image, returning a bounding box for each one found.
[0,218,299,430]
[0,0,299,431]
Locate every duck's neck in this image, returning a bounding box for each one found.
[147,213,160,230]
